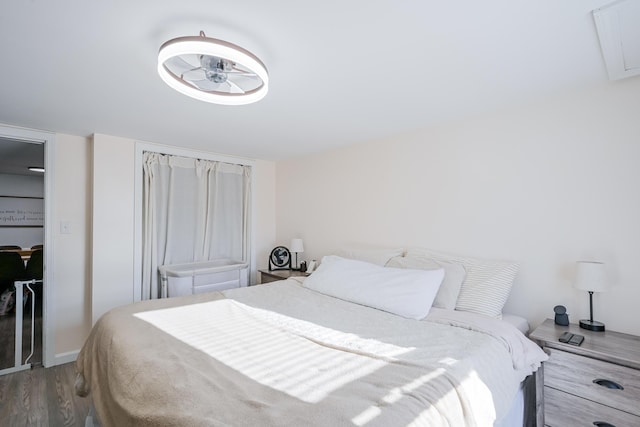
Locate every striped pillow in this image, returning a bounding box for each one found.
[336,247,404,266]
[405,248,519,318]
[385,255,466,310]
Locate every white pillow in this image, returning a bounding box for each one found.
[405,248,519,318]
[336,247,404,266]
[303,255,444,320]
[385,256,466,310]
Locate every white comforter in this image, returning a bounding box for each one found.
[76,278,547,427]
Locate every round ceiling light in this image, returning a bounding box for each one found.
[157,31,268,106]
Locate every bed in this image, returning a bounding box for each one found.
[76,252,547,426]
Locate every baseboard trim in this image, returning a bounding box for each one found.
[54,350,79,366]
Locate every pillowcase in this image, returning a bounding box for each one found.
[385,256,466,310]
[405,247,519,318]
[303,255,444,320]
[336,247,404,266]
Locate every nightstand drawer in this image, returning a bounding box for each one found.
[545,386,640,427]
[259,269,310,284]
[261,274,283,284]
[545,348,640,416]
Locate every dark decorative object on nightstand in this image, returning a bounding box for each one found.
[554,305,569,326]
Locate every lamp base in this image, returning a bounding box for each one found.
[579,319,605,332]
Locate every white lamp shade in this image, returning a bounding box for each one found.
[290,238,304,253]
[574,261,609,292]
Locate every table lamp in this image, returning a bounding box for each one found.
[573,261,609,332]
[290,238,304,270]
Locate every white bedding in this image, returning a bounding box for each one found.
[76,278,546,426]
[302,255,445,319]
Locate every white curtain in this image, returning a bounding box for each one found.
[142,152,251,300]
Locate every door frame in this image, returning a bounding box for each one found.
[0,124,56,368]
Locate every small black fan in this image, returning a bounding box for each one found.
[269,246,291,271]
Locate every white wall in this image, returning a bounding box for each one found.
[0,173,44,248]
[91,134,136,323]
[0,173,44,197]
[276,78,640,335]
[53,134,92,354]
[253,160,277,271]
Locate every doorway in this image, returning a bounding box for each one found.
[0,125,54,375]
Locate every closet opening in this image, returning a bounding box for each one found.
[133,143,256,303]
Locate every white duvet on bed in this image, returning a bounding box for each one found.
[76,278,546,427]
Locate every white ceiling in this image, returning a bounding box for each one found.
[0,0,618,161]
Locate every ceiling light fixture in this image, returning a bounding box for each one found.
[28,167,45,173]
[157,31,269,106]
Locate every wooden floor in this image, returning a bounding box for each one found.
[0,291,92,426]
[0,362,92,427]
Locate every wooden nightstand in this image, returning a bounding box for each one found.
[259,269,309,284]
[530,319,640,426]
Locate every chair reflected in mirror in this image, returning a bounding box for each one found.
[0,251,26,316]
[25,249,43,281]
